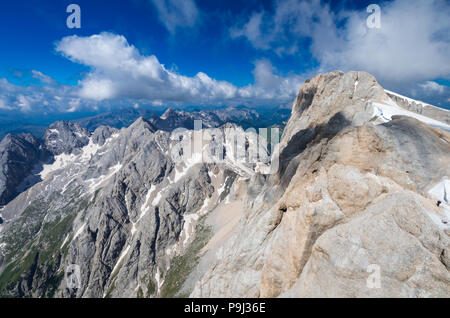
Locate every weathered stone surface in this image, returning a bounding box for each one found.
[44,121,90,155]
[191,71,450,298]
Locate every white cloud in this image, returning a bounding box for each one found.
[0,32,305,114]
[54,32,303,106]
[231,0,450,89]
[31,70,57,85]
[0,76,86,114]
[231,0,337,57]
[231,12,270,50]
[240,59,305,101]
[328,0,450,86]
[419,81,445,94]
[150,0,199,33]
[67,99,81,112]
[16,95,32,112]
[0,99,14,111]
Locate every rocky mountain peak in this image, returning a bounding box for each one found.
[283,71,386,145]
[128,116,157,133]
[44,121,90,155]
[160,107,179,120]
[91,126,119,146]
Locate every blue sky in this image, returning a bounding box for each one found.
[0,0,449,120]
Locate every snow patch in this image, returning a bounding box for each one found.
[87,163,122,193]
[425,210,450,231]
[131,223,137,236]
[372,101,450,131]
[180,197,211,248]
[60,233,71,249]
[73,223,86,241]
[165,243,177,257]
[173,151,203,183]
[429,178,449,204]
[79,139,102,162]
[426,178,450,231]
[385,89,449,113]
[131,185,157,235]
[152,191,162,206]
[111,244,131,275]
[217,177,229,197]
[140,185,155,219]
[41,134,120,181]
[40,153,77,180]
[384,89,427,106]
[155,267,164,295]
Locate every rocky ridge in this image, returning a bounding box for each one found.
[191,71,450,297]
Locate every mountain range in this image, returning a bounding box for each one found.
[0,105,291,140]
[0,71,449,298]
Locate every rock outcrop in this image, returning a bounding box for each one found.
[191,71,450,298]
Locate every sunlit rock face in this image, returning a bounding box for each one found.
[191,71,450,298]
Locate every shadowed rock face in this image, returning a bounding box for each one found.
[0,70,449,298]
[0,133,49,206]
[278,112,351,189]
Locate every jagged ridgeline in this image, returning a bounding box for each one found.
[0,71,449,298]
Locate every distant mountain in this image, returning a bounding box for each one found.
[0,105,290,140]
[72,108,162,132]
[73,105,290,133]
[149,105,291,132]
[148,106,267,131]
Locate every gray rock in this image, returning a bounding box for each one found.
[91,126,119,146]
[0,133,49,206]
[44,121,90,155]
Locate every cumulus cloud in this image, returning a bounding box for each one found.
[230,12,270,50]
[0,77,86,114]
[231,0,450,90]
[0,98,14,111]
[150,0,199,33]
[419,81,445,94]
[31,70,57,86]
[239,59,305,101]
[231,0,337,57]
[55,32,303,106]
[414,80,450,108]
[0,32,305,114]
